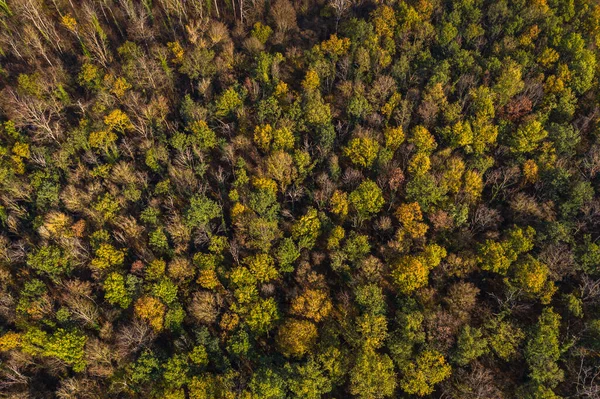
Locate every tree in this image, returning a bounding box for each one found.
[186,194,221,229]
[245,253,279,283]
[249,368,287,399]
[486,317,525,361]
[384,126,405,151]
[391,255,428,294]
[511,255,555,303]
[525,308,564,394]
[330,190,349,217]
[493,59,524,106]
[287,357,333,398]
[349,180,385,220]
[292,207,322,249]
[343,137,380,168]
[270,0,298,34]
[215,87,243,118]
[400,349,451,396]
[290,289,332,322]
[392,246,446,294]
[246,298,279,334]
[349,348,397,399]
[395,202,428,239]
[508,119,548,154]
[453,326,488,366]
[103,272,132,309]
[134,296,166,331]
[409,126,437,153]
[27,245,71,279]
[276,319,318,358]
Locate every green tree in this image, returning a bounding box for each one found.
[186,194,222,229]
[349,180,384,220]
[27,245,71,279]
[103,272,132,308]
[525,308,564,391]
[453,326,488,366]
[291,207,321,249]
[343,137,380,168]
[349,348,397,399]
[287,357,333,399]
[400,349,451,396]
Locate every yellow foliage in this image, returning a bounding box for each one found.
[167,41,185,64]
[274,81,289,97]
[197,269,220,290]
[330,190,349,217]
[408,152,431,175]
[290,289,332,322]
[61,14,78,31]
[538,47,559,67]
[252,176,278,194]
[111,77,131,98]
[519,25,540,46]
[343,137,380,168]
[396,202,428,239]
[79,63,100,86]
[320,34,351,57]
[302,69,320,92]
[441,157,465,194]
[254,124,273,152]
[523,159,539,183]
[544,75,565,94]
[372,5,397,38]
[327,225,345,249]
[381,92,401,120]
[0,332,21,352]
[231,202,248,220]
[384,126,405,151]
[272,127,295,151]
[276,319,318,358]
[89,130,117,149]
[463,170,483,203]
[135,296,166,331]
[391,256,428,294]
[104,109,133,132]
[12,142,30,158]
[410,126,437,153]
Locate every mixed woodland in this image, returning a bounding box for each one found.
[1,0,600,397]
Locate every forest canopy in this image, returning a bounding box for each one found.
[1,0,600,398]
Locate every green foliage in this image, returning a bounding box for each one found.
[400,349,451,396]
[22,328,87,372]
[2,1,600,397]
[27,245,71,279]
[215,87,243,118]
[246,298,279,334]
[453,326,488,366]
[103,272,132,308]
[275,237,300,272]
[486,317,525,361]
[525,308,564,391]
[343,137,380,168]
[508,119,548,154]
[249,368,287,399]
[349,180,384,220]
[291,207,321,249]
[349,348,396,399]
[186,194,221,229]
[286,357,333,398]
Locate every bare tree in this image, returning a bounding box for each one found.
[329,0,352,31]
